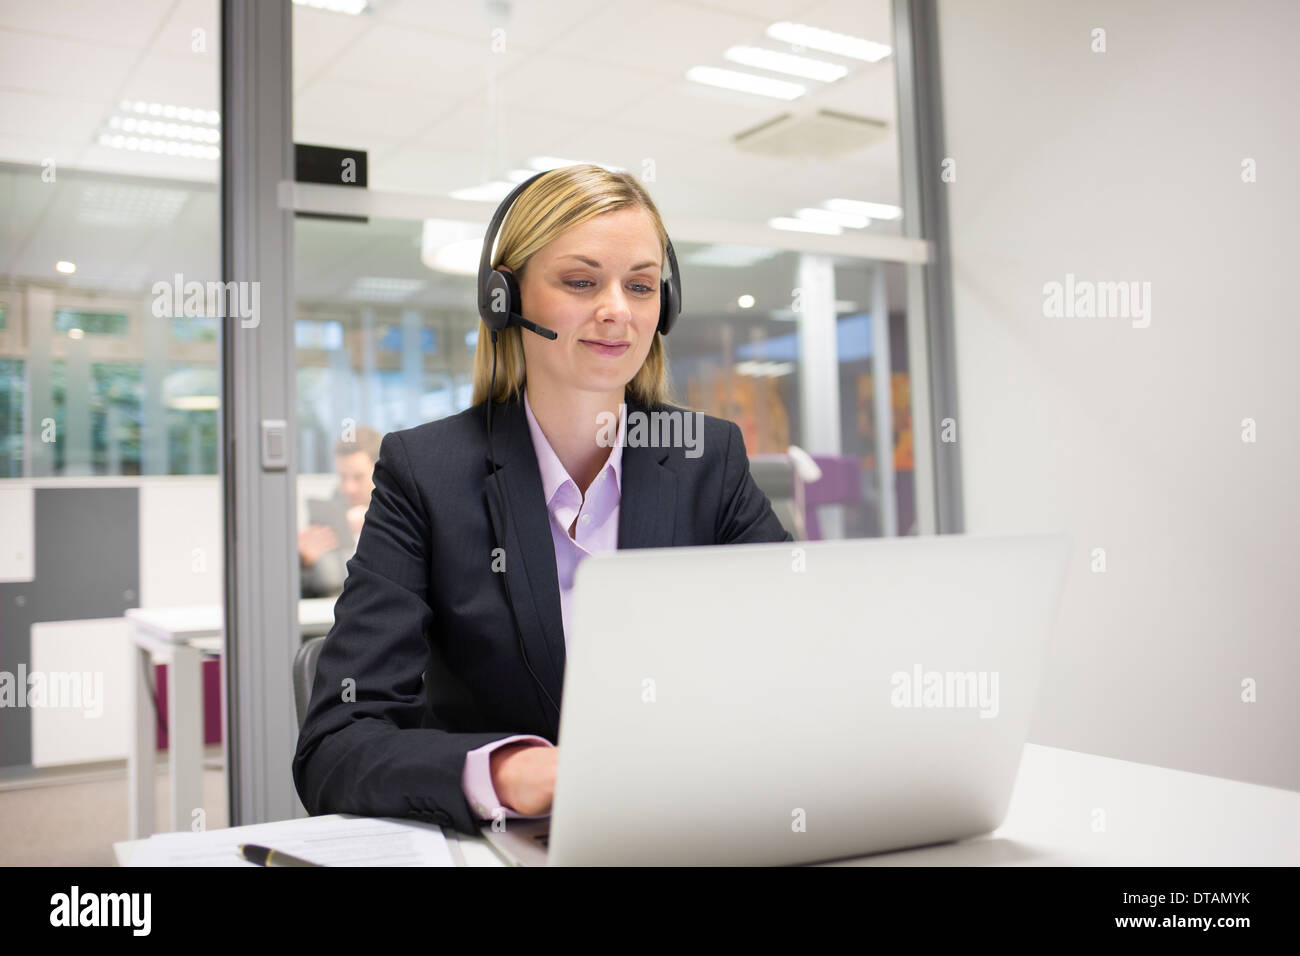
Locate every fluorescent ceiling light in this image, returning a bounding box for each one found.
[735,360,794,378]
[109,116,219,142]
[528,156,583,170]
[825,198,903,220]
[770,300,860,322]
[55,260,76,274]
[292,0,368,14]
[796,207,869,229]
[723,45,848,82]
[77,185,189,227]
[766,22,892,62]
[526,156,625,173]
[769,216,842,235]
[99,101,221,159]
[346,277,426,302]
[426,239,482,276]
[449,181,516,202]
[169,395,220,411]
[686,66,805,100]
[117,101,219,125]
[421,220,487,275]
[684,244,782,268]
[456,160,629,202]
[97,133,219,159]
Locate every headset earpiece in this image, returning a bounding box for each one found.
[482,266,521,334]
[657,238,682,337]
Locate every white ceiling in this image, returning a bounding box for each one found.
[0,0,905,314]
[0,0,900,212]
[293,0,901,223]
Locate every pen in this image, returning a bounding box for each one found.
[238,843,323,867]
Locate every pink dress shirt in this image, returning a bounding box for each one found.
[459,386,624,821]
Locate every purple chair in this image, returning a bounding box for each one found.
[800,454,862,540]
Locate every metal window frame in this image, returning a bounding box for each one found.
[894,0,964,534]
[221,0,301,826]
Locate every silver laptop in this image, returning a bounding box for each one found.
[481,532,1070,866]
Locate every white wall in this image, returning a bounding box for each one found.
[937,0,1299,789]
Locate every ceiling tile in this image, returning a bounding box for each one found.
[382,0,610,49]
[118,51,220,112]
[328,22,507,91]
[149,0,221,60]
[491,53,667,119]
[545,0,770,77]
[0,0,174,49]
[0,29,136,97]
[295,79,453,146]
[293,4,374,88]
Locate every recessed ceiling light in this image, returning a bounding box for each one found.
[67,327,85,339]
[686,66,805,101]
[738,295,755,309]
[769,216,842,235]
[56,260,76,274]
[723,46,849,83]
[825,198,903,220]
[766,22,892,62]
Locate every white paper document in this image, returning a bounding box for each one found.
[124,814,455,867]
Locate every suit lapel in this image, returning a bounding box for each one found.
[482,394,566,727]
[617,394,678,551]
[480,390,678,724]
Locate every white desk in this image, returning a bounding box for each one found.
[126,598,336,840]
[114,743,1300,866]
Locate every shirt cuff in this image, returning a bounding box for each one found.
[461,735,554,821]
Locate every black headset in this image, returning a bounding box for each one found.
[477,168,683,339]
[477,167,683,727]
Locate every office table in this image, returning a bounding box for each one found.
[113,743,1300,866]
[126,598,336,841]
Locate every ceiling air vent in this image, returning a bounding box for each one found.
[732,109,888,159]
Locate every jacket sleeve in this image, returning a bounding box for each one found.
[716,420,795,545]
[292,430,525,835]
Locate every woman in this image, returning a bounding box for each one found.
[292,165,792,835]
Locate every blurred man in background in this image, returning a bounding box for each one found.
[298,426,382,598]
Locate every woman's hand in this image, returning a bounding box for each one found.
[489,741,558,815]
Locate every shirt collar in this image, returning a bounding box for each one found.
[523,385,624,505]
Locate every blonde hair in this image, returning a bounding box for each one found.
[471,164,676,408]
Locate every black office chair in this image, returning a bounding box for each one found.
[293,635,327,731]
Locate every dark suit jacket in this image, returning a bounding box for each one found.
[291,388,793,834]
